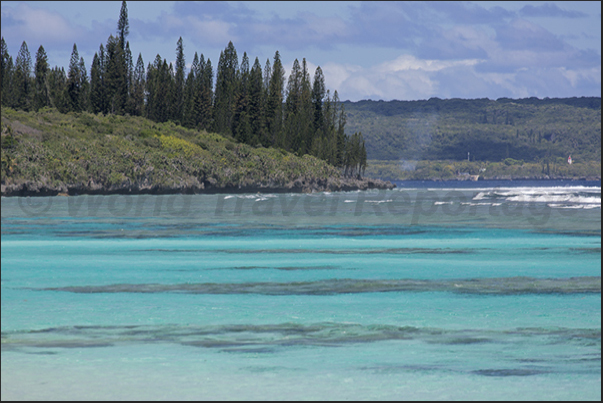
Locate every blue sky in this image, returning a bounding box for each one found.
[1,1,600,101]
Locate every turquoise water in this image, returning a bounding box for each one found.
[1,182,601,400]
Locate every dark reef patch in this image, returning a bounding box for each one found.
[37,277,601,296]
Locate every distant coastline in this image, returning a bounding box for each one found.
[364,159,601,183]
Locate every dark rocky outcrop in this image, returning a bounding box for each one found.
[1,176,394,197]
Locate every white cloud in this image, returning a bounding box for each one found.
[1,1,599,101]
[185,17,234,47]
[321,55,486,101]
[321,62,362,91]
[1,3,83,45]
[321,52,600,101]
[377,54,480,73]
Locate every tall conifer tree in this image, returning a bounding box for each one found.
[105,35,127,114]
[1,37,14,107]
[67,43,82,111]
[144,56,160,121]
[249,57,266,146]
[266,51,285,147]
[198,56,213,131]
[47,66,68,112]
[172,37,186,124]
[299,58,314,155]
[233,52,251,143]
[14,41,32,111]
[97,44,107,113]
[32,45,49,111]
[131,53,145,116]
[213,42,238,135]
[89,52,103,113]
[312,66,325,134]
[284,58,302,152]
[335,91,347,168]
[78,56,89,112]
[182,52,198,128]
[117,1,129,49]
[124,41,135,114]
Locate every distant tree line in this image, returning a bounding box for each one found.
[0,1,366,177]
[344,97,601,163]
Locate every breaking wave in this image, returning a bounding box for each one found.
[472,186,600,209]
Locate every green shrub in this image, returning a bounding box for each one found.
[1,134,17,150]
[142,136,161,148]
[139,129,157,138]
[504,158,519,166]
[79,114,98,128]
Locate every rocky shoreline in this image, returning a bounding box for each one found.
[1,176,395,197]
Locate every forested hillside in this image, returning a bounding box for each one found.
[0,1,367,180]
[344,97,601,163]
[1,107,391,196]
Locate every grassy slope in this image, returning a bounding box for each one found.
[1,108,390,196]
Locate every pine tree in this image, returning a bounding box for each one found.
[32,45,49,111]
[341,131,366,178]
[266,51,285,147]
[299,58,313,155]
[284,58,302,152]
[144,58,156,121]
[233,52,251,143]
[335,91,346,168]
[117,0,129,49]
[157,59,174,122]
[47,66,68,112]
[182,68,195,128]
[97,44,108,113]
[312,66,325,134]
[310,66,333,162]
[14,41,32,111]
[131,53,145,116]
[259,58,272,145]
[360,137,367,177]
[1,37,14,107]
[105,35,127,114]
[89,52,103,113]
[100,1,129,115]
[198,56,213,131]
[172,37,186,124]
[263,58,271,93]
[145,55,162,121]
[182,52,197,128]
[213,42,238,136]
[79,56,89,112]
[249,57,266,146]
[124,41,134,114]
[67,43,82,111]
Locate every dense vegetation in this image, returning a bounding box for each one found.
[364,159,601,181]
[0,1,367,179]
[344,97,601,164]
[1,1,599,185]
[1,107,389,196]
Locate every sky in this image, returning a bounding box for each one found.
[1,1,601,102]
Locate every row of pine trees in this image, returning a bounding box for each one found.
[0,2,367,177]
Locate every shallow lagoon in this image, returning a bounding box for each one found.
[1,180,600,400]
